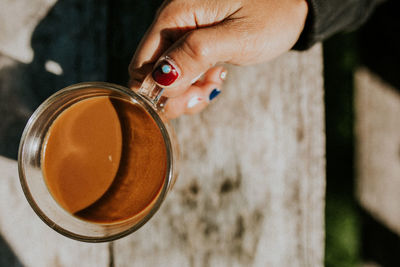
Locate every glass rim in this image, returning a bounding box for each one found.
[18,81,174,242]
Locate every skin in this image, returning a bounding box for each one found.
[129,0,308,119]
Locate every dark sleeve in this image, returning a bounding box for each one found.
[293,0,385,50]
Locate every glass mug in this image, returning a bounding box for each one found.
[18,76,179,242]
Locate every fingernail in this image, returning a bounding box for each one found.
[220,69,228,81]
[209,88,221,101]
[187,96,203,108]
[152,60,179,86]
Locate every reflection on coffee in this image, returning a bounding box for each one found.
[41,96,167,223]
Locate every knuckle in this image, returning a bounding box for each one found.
[156,10,173,24]
[182,31,210,63]
[128,61,138,74]
[156,2,181,24]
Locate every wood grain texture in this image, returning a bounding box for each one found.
[0,0,108,159]
[355,68,400,236]
[0,156,109,267]
[0,0,110,266]
[0,0,325,265]
[0,0,57,63]
[114,45,325,267]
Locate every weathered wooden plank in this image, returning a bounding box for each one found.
[0,156,110,267]
[1,0,326,265]
[0,0,57,63]
[355,67,400,236]
[0,0,108,159]
[106,0,162,84]
[0,0,110,266]
[113,45,325,267]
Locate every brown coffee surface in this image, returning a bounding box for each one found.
[42,96,167,223]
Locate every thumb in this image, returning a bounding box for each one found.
[151,24,235,97]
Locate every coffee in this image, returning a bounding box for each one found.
[42,96,167,224]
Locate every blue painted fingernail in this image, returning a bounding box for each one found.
[209,88,221,101]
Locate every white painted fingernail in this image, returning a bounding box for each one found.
[220,69,227,80]
[187,96,203,108]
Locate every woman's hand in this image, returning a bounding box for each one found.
[129,0,308,118]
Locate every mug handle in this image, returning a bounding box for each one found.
[137,74,168,111]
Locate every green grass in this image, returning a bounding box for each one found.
[323,32,361,267]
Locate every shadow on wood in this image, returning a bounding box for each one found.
[0,0,325,266]
[0,0,107,159]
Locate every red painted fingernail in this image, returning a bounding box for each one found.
[152,60,179,86]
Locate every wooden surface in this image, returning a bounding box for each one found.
[0,0,57,64]
[0,157,109,267]
[355,68,400,236]
[0,1,110,266]
[0,0,326,266]
[114,45,326,267]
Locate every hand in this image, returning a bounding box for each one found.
[129,0,308,119]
